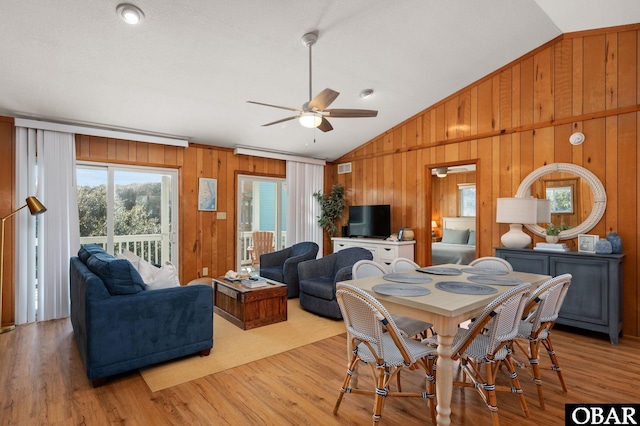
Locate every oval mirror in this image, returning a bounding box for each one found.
[515,163,606,240]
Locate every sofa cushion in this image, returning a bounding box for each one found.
[78,243,107,263]
[86,252,146,295]
[299,276,335,300]
[116,249,142,270]
[138,259,180,290]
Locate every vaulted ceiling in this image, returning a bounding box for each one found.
[1,1,638,161]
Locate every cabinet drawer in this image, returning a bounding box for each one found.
[378,246,397,261]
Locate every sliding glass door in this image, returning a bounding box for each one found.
[236,175,286,272]
[76,163,178,266]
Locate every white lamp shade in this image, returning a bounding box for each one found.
[496,198,539,224]
[536,199,551,223]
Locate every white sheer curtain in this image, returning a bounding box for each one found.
[285,161,323,254]
[15,128,80,323]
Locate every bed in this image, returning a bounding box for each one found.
[432,217,477,265]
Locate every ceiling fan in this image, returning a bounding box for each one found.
[247,31,378,132]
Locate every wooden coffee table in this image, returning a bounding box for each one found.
[211,276,287,330]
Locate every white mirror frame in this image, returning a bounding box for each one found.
[515,163,606,240]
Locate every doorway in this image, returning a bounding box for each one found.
[236,175,287,272]
[428,162,478,264]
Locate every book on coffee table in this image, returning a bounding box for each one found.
[241,278,268,288]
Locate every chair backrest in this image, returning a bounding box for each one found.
[334,247,374,275]
[352,260,387,279]
[290,241,319,258]
[390,257,420,272]
[468,256,513,272]
[249,231,274,264]
[522,273,572,334]
[453,283,531,359]
[336,282,415,364]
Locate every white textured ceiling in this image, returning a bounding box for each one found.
[1,1,638,161]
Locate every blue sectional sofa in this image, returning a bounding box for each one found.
[70,244,213,386]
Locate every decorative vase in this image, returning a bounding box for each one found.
[595,238,612,254]
[401,228,415,241]
[545,235,559,244]
[606,232,622,254]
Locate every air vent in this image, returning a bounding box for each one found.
[337,162,352,174]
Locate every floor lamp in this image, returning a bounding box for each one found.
[0,196,47,333]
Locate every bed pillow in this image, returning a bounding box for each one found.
[467,230,476,245]
[441,228,470,244]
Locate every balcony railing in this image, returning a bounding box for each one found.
[80,234,166,265]
[81,231,285,269]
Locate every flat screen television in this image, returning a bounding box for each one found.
[348,204,391,238]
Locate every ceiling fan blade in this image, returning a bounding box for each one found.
[317,117,333,132]
[247,101,301,113]
[324,108,378,118]
[308,88,339,110]
[262,116,298,127]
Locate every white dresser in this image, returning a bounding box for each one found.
[331,237,416,271]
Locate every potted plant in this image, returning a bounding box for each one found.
[312,184,346,236]
[545,223,569,243]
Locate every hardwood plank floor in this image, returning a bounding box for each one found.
[1,318,639,425]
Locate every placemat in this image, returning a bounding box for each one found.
[417,266,462,276]
[372,283,431,297]
[467,275,523,286]
[435,281,498,295]
[382,273,433,284]
[460,267,509,275]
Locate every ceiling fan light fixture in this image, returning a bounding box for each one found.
[117,3,145,25]
[435,167,448,178]
[299,112,322,128]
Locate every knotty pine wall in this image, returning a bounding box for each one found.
[327,24,640,339]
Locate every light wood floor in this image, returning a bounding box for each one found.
[1,318,639,425]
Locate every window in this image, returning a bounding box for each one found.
[76,163,178,266]
[459,184,476,217]
[546,186,574,214]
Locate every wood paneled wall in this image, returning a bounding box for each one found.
[75,137,286,285]
[0,118,16,327]
[327,25,640,339]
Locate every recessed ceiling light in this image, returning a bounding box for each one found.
[359,89,374,99]
[116,4,145,25]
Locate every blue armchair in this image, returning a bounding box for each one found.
[298,247,373,319]
[259,241,319,298]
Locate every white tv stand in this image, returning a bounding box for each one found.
[331,237,416,271]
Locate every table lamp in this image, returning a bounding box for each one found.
[431,220,438,237]
[496,197,538,248]
[0,196,47,333]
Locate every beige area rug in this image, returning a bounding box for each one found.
[140,299,345,392]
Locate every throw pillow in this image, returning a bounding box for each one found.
[137,258,180,290]
[441,228,470,244]
[86,252,146,295]
[116,249,142,270]
[467,230,476,245]
[78,243,107,263]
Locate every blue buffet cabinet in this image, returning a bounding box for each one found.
[495,247,624,345]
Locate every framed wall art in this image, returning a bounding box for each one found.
[198,178,217,211]
[578,234,597,253]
